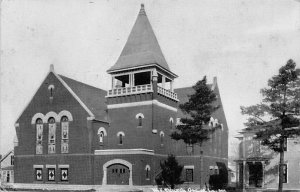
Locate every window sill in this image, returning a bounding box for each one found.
[137,126,143,128]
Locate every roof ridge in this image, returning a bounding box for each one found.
[58,74,106,93]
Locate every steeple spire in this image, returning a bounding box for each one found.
[107,4,176,78]
[139,4,146,15]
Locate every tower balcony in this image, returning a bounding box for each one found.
[107,84,153,97]
[106,84,178,101]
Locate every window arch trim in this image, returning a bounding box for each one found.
[145,165,151,171]
[45,111,60,122]
[58,110,73,121]
[31,113,46,124]
[135,113,144,119]
[117,131,125,137]
[98,127,107,136]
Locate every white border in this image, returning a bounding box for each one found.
[107,99,177,112]
[58,164,69,168]
[95,148,154,156]
[97,127,107,136]
[135,113,145,119]
[45,164,56,169]
[33,165,44,169]
[58,110,73,121]
[184,165,195,169]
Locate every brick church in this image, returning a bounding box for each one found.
[14,5,228,187]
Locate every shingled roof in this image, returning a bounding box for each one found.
[59,75,108,121]
[107,4,170,73]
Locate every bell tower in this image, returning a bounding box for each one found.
[106,5,178,151]
[106,4,178,104]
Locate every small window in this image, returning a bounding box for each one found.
[160,131,164,146]
[7,171,10,182]
[60,168,68,182]
[61,116,69,153]
[48,117,56,154]
[146,168,150,179]
[119,134,123,145]
[185,169,193,182]
[48,85,55,98]
[11,155,14,166]
[48,168,55,181]
[36,118,43,154]
[138,116,142,127]
[169,118,174,129]
[117,132,125,145]
[99,131,104,143]
[35,168,43,181]
[282,164,287,183]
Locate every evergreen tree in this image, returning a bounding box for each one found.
[241,59,300,192]
[171,76,219,147]
[157,154,183,189]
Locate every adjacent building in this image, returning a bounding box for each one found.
[14,5,229,187]
[0,150,14,184]
[235,127,300,191]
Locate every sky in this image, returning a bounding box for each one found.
[1,0,300,156]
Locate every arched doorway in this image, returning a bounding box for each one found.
[107,163,129,185]
[102,159,133,186]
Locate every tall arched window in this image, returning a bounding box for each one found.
[145,165,151,180]
[61,116,69,153]
[160,131,164,146]
[36,118,43,154]
[48,117,56,154]
[117,132,125,145]
[169,118,174,129]
[97,127,107,145]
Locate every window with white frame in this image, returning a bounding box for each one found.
[169,117,174,129]
[35,168,43,181]
[97,127,107,145]
[145,165,150,180]
[60,168,68,181]
[61,116,69,153]
[117,132,125,145]
[48,117,56,154]
[48,168,55,181]
[136,113,144,127]
[36,118,43,154]
[160,131,164,146]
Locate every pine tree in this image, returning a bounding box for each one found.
[171,76,219,147]
[158,154,183,189]
[241,59,300,192]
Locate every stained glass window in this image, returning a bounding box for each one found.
[35,168,43,181]
[61,168,68,181]
[36,118,43,154]
[48,118,56,154]
[48,168,55,181]
[185,169,193,182]
[61,116,69,153]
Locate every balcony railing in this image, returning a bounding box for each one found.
[157,86,178,101]
[107,84,153,97]
[106,84,178,101]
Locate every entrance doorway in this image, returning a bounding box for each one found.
[248,162,263,188]
[107,163,130,185]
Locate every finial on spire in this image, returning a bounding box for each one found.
[139,3,146,15]
[50,64,54,72]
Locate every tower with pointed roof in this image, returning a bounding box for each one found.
[106,4,178,104]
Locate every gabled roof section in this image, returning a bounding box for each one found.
[0,150,13,164]
[58,75,108,121]
[107,4,171,73]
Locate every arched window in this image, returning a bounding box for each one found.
[48,85,55,99]
[48,117,56,154]
[99,131,104,143]
[97,127,107,145]
[61,116,69,153]
[160,131,164,146]
[136,113,144,127]
[169,118,174,129]
[138,116,142,127]
[145,165,151,180]
[117,132,125,145]
[36,118,43,154]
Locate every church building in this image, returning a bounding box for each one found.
[14,5,228,187]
